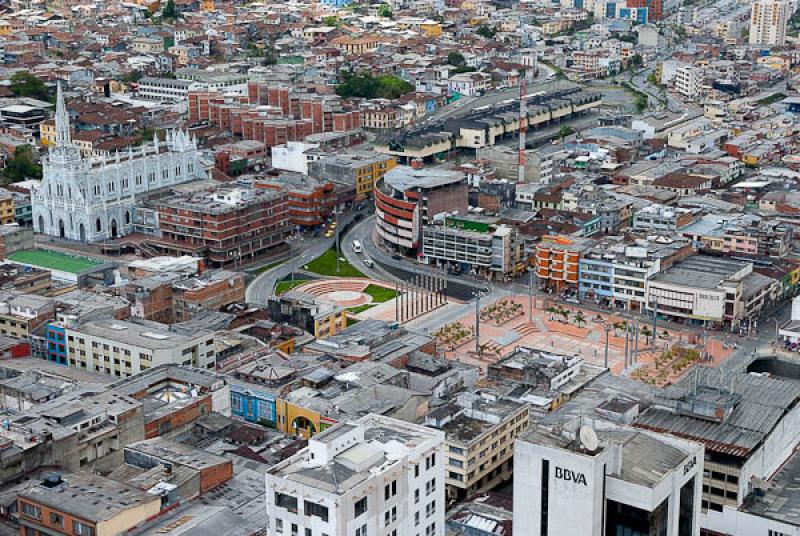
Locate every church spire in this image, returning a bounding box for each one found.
[55,81,71,147]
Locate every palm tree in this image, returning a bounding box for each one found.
[558,308,570,323]
[613,321,626,336]
[573,311,586,327]
[546,306,557,320]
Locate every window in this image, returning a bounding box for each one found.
[49,512,63,527]
[414,489,420,503]
[384,480,397,500]
[415,512,420,526]
[425,453,436,470]
[355,525,367,536]
[276,519,283,534]
[73,521,95,536]
[305,529,312,536]
[414,464,420,477]
[291,524,298,536]
[354,497,368,517]
[275,492,298,513]
[20,502,41,519]
[304,500,329,522]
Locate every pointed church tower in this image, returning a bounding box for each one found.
[55,81,71,147]
[49,81,81,165]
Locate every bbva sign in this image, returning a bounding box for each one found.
[555,467,588,486]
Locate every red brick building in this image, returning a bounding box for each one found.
[149,186,290,267]
[188,83,361,150]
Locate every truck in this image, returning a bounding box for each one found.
[351,240,362,254]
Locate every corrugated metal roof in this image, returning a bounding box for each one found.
[635,408,765,457]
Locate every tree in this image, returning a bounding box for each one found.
[476,24,496,39]
[629,54,643,69]
[377,3,392,18]
[121,70,143,83]
[558,125,574,144]
[546,306,557,320]
[335,73,413,99]
[10,72,49,101]
[323,15,339,26]
[573,311,586,327]
[3,145,42,183]
[447,52,466,67]
[162,0,177,19]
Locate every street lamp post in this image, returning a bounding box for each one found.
[603,323,611,369]
[335,209,340,274]
[528,267,533,325]
[475,290,481,355]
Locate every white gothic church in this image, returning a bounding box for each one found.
[32,84,205,242]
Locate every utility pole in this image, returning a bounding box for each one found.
[528,268,533,324]
[624,319,629,369]
[335,209,340,274]
[475,291,481,354]
[604,323,611,369]
[633,318,639,364]
[651,297,658,346]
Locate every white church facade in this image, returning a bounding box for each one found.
[32,84,205,242]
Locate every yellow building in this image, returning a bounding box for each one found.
[420,21,442,37]
[39,120,56,147]
[0,19,12,36]
[0,194,14,225]
[275,399,336,438]
[314,306,348,338]
[312,153,396,200]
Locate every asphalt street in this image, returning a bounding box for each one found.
[244,210,365,304]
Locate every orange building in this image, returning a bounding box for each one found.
[534,236,592,292]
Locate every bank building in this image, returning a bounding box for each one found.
[32,84,205,242]
[514,419,704,536]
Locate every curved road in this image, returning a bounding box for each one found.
[245,210,366,304]
[343,214,490,301]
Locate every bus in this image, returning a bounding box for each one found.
[352,240,362,254]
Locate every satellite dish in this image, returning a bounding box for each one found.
[580,425,599,452]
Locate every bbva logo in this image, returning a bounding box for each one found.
[554,467,587,486]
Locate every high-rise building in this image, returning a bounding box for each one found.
[513,422,704,536]
[749,0,790,45]
[675,66,701,100]
[266,414,446,536]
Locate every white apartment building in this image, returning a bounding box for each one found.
[447,72,491,97]
[675,66,701,100]
[271,141,323,174]
[137,77,193,101]
[749,0,790,45]
[64,319,216,377]
[266,414,446,536]
[513,421,704,536]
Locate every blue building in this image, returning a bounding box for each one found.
[45,324,67,365]
[230,384,277,426]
